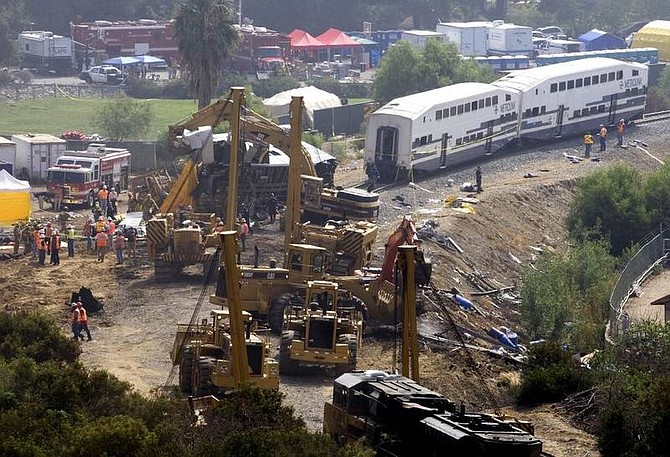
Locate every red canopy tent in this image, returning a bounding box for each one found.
[288,29,327,62]
[315,28,362,63]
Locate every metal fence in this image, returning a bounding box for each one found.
[608,226,670,340]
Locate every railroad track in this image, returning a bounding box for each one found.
[635,109,670,125]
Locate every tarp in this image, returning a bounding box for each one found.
[577,29,625,51]
[262,86,341,127]
[102,56,141,66]
[0,169,31,224]
[631,20,670,61]
[316,28,363,48]
[288,29,327,49]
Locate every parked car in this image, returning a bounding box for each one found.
[536,26,565,39]
[79,65,124,84]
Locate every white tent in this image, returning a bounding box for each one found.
[262,86,342,127]
[0,169,31,224]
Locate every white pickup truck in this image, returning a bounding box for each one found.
[79,65,125,84]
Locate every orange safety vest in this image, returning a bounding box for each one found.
[599,127,608,138]
[75,307,88,323]
[45,226,53,237]
[51,235,60,250]
[616,122,625,134]
[98,189,109,201]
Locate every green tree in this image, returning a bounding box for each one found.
[520,239,616,347]
[566,164,652,256]
[643,162,670,227]
[372,40,421,103]
[174,0,240,109]
[93,95,155,140]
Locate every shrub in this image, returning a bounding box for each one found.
[516,342,593,405]
[124,77,162,99]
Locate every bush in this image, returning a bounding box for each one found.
[251,74,301,98]
[516,342,592,405]
[124,77,162,99]
[0,71,12,86]
[160,79,191,99]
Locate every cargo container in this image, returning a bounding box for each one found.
[0,137,16,175]
[436,21,489,56]
[487,22,533,55]
[11,134,67,181]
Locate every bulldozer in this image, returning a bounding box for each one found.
[279,280,363,375]
[170,231,279,395]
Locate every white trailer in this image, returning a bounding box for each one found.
[11,134,67,181]
[487,23,533,55]
[401,30,445,49]
[436,21,489,56]
[18,31,74,75]
[0,137,16,175]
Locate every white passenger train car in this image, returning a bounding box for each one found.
[492,57,647,140]
[365,82,518,181]
[366,58,648,182]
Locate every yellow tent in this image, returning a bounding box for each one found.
[0,169,31,225]
[631,20,670,62]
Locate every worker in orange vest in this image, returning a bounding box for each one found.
[598,124,608,152]
[583,131,594,157]
[615,119,625,147]
[94,229,109,262]
[73,301,92,341]
[98,184,109,217]
[36,229,47,265]
[49,229,61,266]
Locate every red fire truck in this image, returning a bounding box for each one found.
[46,144,131,207]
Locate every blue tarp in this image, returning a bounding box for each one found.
[577,29,625,51]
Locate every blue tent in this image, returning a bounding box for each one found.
[578,29,625,51]
[102,56,141,66]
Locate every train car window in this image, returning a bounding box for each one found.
[412,138,420,148]
[456,138,462,145]
[600,74,607,83]
[420,136,427,146]
[541,106,546,114]
[479,99,485,108]
[464,104,470,113]
[550,83,558,93]
[576,78,583,88]
[582,108,589,116]
[472,101,478,111]
[524,108,531,118]
[584,77,591,86]
[598,105,605,113]
[436,110,443,120]
[559,81,566,91]
[617,70,623,79]
[443,108,449,118]
[532,107,539,116]
[632,87,639,95]
[632,70,639,76]
[608,72,615,81]
[457,105,464,115]
[505,94,511,101]
[485,97,491,107]
[423,116,426,123]
[450,107,456,116]
[573,110,580,118]
[567,80,575,89]
[590,106,598,115]
[376,127,398,161]
[428,134,433,143]
[591,76,599,85]
[492,95,498,105]
[477,132,483,139]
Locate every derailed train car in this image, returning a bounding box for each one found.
[366,58,648,182]
[324,370,543,457]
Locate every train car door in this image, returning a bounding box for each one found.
[608,94,618,125]
[375,127,398,181]
[553,104,565,138]
[484,121,494,155]
[439,133,450,167]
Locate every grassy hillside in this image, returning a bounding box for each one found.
[0,98,198,141]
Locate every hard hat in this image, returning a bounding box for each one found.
[46,222,51,226]
[103,184,107,189]
[146,193,152,198]
[53,229,58,235]
[71,302,77,307]
[67,224,73,229]
[620,119,624,122]
[39,229,45,235]
[108,217,112,221]
[98,216,104,221]
[599,124,604,127]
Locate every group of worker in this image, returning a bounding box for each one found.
[25,220,77,266]
[71,300,93,341]
[583,119,626,157]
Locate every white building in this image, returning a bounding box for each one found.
[0,137,17,175]
[487,22,533,55]
[436,21,489,56]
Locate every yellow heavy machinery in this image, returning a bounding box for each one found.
[236,97,429,333]
[170,231,279,396]
[148,87,379,282]
[164,87,379,223]
[322,247,543,456]
[279,280,363,375]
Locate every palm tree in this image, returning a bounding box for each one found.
[174,0,240,109]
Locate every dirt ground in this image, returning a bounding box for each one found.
[4,126,670,455]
